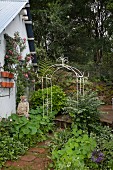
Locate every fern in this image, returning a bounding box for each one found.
[38,58,54,76]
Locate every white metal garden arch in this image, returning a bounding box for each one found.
[41,57,85,116]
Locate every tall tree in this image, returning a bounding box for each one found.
[30,0,113,66]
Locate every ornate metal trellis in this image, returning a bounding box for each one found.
[41,57,85,116]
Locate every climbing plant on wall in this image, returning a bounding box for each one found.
[4,32,37,105]
[4,32,26,72]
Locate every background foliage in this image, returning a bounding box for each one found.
[30,0,113,83]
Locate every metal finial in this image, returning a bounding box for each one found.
[57,57,68,65]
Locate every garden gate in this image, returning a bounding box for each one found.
[41,57,85,116]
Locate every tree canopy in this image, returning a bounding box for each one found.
[30,0,113,80]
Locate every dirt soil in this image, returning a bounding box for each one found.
[1,140,53,170]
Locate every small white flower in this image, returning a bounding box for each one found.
[67,15,70,18]
[67,162,71,167]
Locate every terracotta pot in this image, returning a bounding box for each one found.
[1,71,9,78]
[0,82,7,87]
[9,73,14,79]
[6,82,10,88]
[9,82,14,88]
[0,82,14,88]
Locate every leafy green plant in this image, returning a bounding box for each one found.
[50,126,96,170]
[0,106,55,168]
[83,125,113,170]
[30,85,67,112]
[8,111,54,145]
[64,90,103,135]
[95,126,113,169]
[50,129,72,151]
[0,134,27,168]
[38,58,54,76]
[0,118,12,136]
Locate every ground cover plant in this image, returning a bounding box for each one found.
[90,125,113,169]
[0,135,27,168]
[49,91,113,170]
[50,128,113,170]
[1,86,113,169]
[0,106,55,168]
[50,127,97,170]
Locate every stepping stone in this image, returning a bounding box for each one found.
[34,157,50,163]
[30,162,47,170]
[11,160,32,167]
[29,147,46,154]
[34,157,44,163]
[20,155,36,162]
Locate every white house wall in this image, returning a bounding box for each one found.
[0,86,16,118]
[0,13,30,118]
[3,14,30,58]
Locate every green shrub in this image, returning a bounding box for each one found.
[64,90,102,134]
[30,85,67,112]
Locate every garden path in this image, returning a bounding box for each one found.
[1,139,52,170]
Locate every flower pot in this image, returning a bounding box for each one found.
[6,82,10,88]
[0,82,14,88]
[1,71,9,78]
[9,82,14,88]
[9,73,14,79]
[0,82,7,87]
